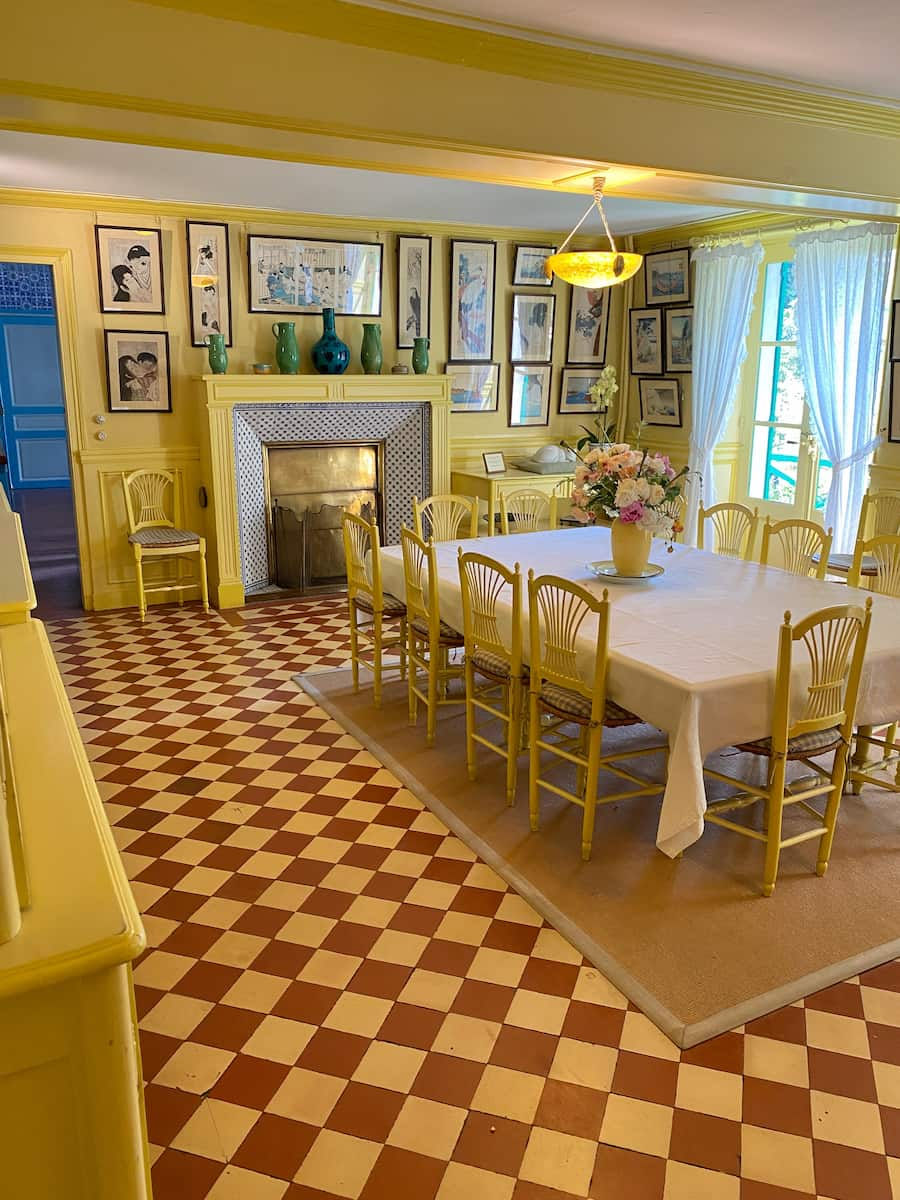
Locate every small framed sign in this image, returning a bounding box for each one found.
[483,452,507,474]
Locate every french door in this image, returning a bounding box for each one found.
[0,313,70,491]
[738,259,830,523]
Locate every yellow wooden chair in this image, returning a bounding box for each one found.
[457,550,526,804]
[847,534,900,794]
[661,493,687,542]
[760,517,832,580]
[412,494,479,543]
[817,488,900,577]
[121,469,209,621]
[498,488,557,535]
[697,501,759,560]
[341,511,406,709]
[527,573,664,861]
[400,526,465,745]
[703,598,872,896]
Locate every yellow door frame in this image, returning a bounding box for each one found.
[0,246,93,609]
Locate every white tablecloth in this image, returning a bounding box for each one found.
[379,526,900,856]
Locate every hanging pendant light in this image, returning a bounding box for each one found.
[545,176,642,288]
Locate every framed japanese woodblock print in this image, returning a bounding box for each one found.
[664,306,693,372]
[567,286,609,364]
[446,362,500,413]
[248,234,383,315]
[639,377,682,427]
[104,330,172,413]
[96,225,165,314]
[509,365,551,427]
[186,220,232,346]
[629,307,664,375]
[513,245,555,287]
[644,247,691,305]
[510,293,556,362]
[397,234,431,348]
[449,239,496,361]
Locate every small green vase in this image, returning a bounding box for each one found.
[412,336,430,374]
[360,324,383,375]
[272,322,300,374]
[207,333,228,375]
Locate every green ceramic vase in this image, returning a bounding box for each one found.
[272,322,300,374]
[360,324,383,374]
[412,336,430,374]
[207,333,228,375]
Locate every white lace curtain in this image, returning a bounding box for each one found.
[686,241,763,546]
[792,222,897,554]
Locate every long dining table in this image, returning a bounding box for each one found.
[379,525,900,857]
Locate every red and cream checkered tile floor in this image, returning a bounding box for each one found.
[47,598,900,1200]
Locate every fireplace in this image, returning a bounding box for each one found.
[265,442,383,593]
[198,375,451,608]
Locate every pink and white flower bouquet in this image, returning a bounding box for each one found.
[570,443,690,545]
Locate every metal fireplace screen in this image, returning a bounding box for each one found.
[265,442,383,593]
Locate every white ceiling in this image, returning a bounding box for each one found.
[359,0,900,102]
[0,132,739,234]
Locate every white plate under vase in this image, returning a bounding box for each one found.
[586,560,665,584]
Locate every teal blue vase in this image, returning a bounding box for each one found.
[360,324,383,374]
[311,308,350,375]
[272,322,300,374]
[207,333,228,374]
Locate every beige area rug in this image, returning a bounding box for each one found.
[295,667,900,1047]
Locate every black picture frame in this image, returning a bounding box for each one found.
[566,286,609,365]
[644,247,691,305]
[448,238,497,362]
[664,306,693,373]
[508,364,551,427]
[104,330,172,413]
[95,224,165,315]
[638,377,682,427]
[396,234,432,349]
[186,220,233,347]
[247,233,383,315]
[446,362,500,413]
[512,245,556,287]
[890,298,900,361]
[629,307,664,375]
[889,361,900,443]
[510,293,556,363]
[559,367,605,415]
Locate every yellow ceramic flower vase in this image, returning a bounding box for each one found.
[611,518,652,576]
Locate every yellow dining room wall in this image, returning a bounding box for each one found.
[0,193,623,610]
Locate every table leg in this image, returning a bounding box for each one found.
[849,725,872,794]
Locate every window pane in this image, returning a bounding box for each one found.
[815,458,832,511]
[768,429,799,503]
[760,263,784,342]
[777,262,798,342]
[748,425,770,498]
[754,345,804,424]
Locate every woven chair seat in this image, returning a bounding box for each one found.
[470,648,528,681]
[410,616,465,646]
[539,681,640,727]
[810,551,877,576]
[735,726,843,759]
[128,527,201,547]
[354,592,406,617]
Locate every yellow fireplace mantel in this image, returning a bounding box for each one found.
[198,373,452,608]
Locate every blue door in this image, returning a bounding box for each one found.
[0,313,70,491]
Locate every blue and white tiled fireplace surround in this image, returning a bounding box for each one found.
[233,402,432,591]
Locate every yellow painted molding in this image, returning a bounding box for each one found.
[75,444,201,465]
[136,0,900,138]
[0,188,581,243]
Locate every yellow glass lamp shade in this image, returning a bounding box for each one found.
[545,250,642,288]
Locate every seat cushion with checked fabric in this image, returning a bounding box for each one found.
[538,681,640,727]
[410,616,464,645]
[735,726,843,759]
[470,648,528,681]
[128,527,201,547]
[354,592,406,617]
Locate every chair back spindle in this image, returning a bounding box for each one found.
[697,502,758,560]
[761,518,832,579]
[412,494,479,543]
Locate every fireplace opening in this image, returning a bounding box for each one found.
[265,441,384,594]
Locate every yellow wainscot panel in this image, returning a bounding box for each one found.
[0,616,150,1199]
